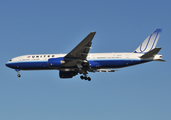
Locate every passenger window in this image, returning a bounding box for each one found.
[32,56,35,58]
[48,55,50,57]
[36,56,39,58]
[52,55,55,57]
[44,55,46,57]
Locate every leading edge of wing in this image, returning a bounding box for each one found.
[64,32,96,59]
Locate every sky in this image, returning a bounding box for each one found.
[0,0,171,120]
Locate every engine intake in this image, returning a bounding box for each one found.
[48,57,65,67]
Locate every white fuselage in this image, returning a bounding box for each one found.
[6,53,162,71]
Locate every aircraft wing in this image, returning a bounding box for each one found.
[65,32,96,59]
[63,32,96,67]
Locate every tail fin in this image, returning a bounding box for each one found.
[133,29,162,53]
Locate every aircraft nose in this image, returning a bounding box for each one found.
[5,62,10,67]
[6,61,20,69]
[5,62,15,69]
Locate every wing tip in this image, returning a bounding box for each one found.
[90,31,96,34]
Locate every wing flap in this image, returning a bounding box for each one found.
[95,69,116,72]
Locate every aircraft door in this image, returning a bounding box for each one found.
[125,54,130,65]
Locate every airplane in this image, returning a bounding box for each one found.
[6,29,165,81]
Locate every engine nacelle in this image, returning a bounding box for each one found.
[89,61,102,68]
[59,71,78,78]
[48,57,65,67]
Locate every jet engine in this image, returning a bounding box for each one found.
[59,71,78,78]
[48,57,65,67]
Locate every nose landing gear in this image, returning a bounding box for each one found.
[15,69,21,77]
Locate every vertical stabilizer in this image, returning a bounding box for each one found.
[133,29,162,53]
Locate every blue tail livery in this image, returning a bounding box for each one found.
[133,29,162,53]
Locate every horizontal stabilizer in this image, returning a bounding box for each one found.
[140,47,161,58]
[95,69,116,72]
[154,59,166,62]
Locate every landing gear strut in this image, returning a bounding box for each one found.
[15,69,21,77]
[80,75,91,81]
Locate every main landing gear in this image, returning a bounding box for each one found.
[80,75,91,81]
[78,69,91,81]
[15,69,21,77]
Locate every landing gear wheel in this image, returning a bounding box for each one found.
[88,77,91,81]
[80,76,84,80]
[80,76,91,81]
[17,74,21,77]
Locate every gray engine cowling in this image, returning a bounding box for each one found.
[59,71,78,78]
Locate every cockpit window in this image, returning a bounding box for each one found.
[9,59,12,61]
